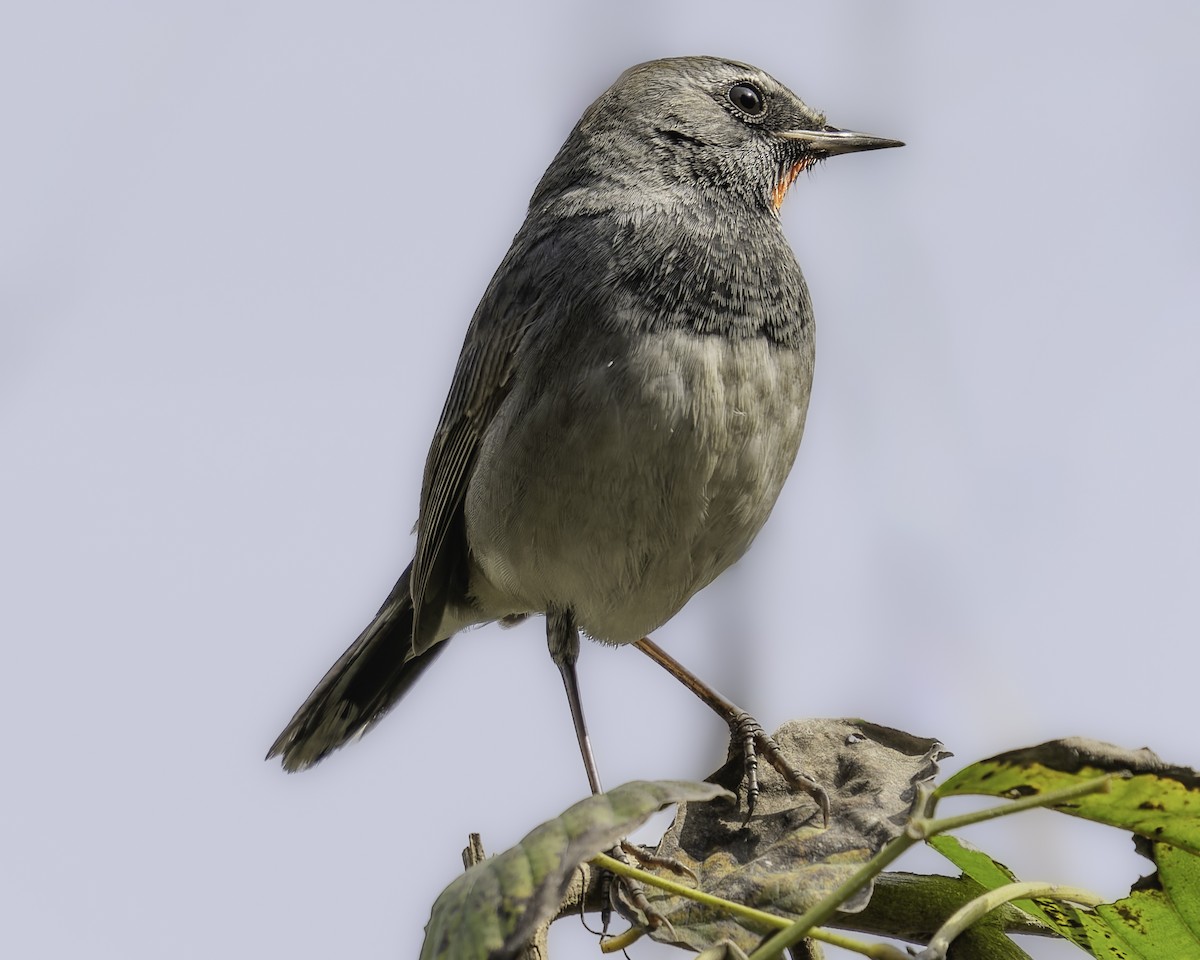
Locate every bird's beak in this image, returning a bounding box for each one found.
[779,126,904,155]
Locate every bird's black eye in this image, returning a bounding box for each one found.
[729,82,765,117]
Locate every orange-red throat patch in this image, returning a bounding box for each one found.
[772,157,814,211]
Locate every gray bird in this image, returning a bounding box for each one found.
[268,56,900,807]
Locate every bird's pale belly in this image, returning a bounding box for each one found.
[463,329,814,644]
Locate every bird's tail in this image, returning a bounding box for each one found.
[266,564,446,772]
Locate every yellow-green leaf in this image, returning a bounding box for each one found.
[936,738,1200,855]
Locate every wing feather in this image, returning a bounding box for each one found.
[409,241,549,649]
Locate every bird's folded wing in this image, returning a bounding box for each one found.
[409,242,550,651]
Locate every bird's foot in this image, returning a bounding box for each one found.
[729,710,829,825]
[599,842,691,935]
[618,840,695,881]
[633,638,829,824]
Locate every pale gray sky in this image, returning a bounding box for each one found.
[4,3,1197,958]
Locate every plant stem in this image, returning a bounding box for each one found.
[591,852,788,933]
[917,773,1114,837]
[920,882,1105,959]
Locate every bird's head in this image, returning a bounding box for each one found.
[537,56,902,215]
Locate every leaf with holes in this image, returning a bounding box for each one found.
[628,718,947,953]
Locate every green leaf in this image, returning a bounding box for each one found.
[928,834,1120,956]
[936,738,1200,854]
[1094,842,1200,958]
[418,780,731,960]
[1158,841,1200,941]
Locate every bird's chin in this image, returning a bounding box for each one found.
[771,155,819,211]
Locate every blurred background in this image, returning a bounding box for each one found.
[3,3,1197,957]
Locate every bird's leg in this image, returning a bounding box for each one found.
[547,606,603,795]
[546,608,666,931]
[634,636,829,824]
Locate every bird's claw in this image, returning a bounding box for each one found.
[599,843,675,935]
[729,710,830,825]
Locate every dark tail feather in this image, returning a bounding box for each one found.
[267,564,447,772]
